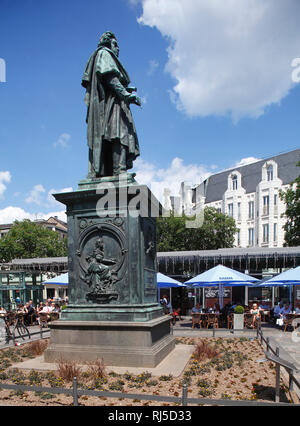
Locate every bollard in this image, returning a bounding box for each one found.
[212,325,215,338]
[40,326,43,340]
[289,369,294,392]
[266,337,270,352]
[181,383,188,406]
[73,377,79,406]
[275,347,280,403]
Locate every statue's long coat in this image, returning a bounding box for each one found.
[82,47,140,174]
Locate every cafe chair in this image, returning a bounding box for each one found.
[283,314,296,332]
[227,313,233,329]
[206,313,219,329]
[192,313,203,329]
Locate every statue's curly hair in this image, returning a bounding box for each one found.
[98,31,117,48]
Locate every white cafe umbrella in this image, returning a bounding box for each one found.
[257,266,300,305]
[42,273,69,285]
[184,264,258,308]
[157,272,186,307]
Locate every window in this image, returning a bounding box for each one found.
[237,202,241,219]
[228,203,233,217]
[248,228,254,246]
[248,201,254,219]
[237,229,241,246]
[267,165,273,181]
[232,175,238,190]
[263,224,269,243]
[274,223,277,242]
[263,195,269,215]
[274,194,278,214]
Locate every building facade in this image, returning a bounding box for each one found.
[193,149,300,248]
[163,149,300,248]
[0,216,67,240]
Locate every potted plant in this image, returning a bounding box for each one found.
[233,305,245,330]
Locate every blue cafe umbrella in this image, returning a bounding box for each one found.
[258,266,300,286]
[42,273,69,285]
[42,272,187,288]
[184,264,258,308]
[157,273,186,306]
[257,266,300,304]
[42,272,186,303]
[157,273,186,288]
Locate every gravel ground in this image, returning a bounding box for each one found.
[0,336,293,406]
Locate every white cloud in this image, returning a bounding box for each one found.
[138,0,300,121]
[234,156,261,168]
[0,171,11,198]
[0,185,72,225]
[133,156,211,202]
[47,187,73,205]
[53,133,71,148]
[147,59,159,75]
[133,155,265,203]
[128,0,140,6]
[0,206,67,225]
[25,184,46,205]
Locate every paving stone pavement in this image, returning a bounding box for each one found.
[172,317,300,368]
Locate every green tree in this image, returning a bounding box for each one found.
[280,161,300,246]
[157,207,237,252]
[0,219,68,262]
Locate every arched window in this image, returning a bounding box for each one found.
[232,174,238,190]
[267,165,273,181]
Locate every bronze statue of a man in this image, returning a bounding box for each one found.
[82,31,141,178]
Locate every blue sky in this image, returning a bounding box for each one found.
[0,0,300,223]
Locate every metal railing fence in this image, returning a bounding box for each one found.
[0,378,295,406]
[256,322,300,402]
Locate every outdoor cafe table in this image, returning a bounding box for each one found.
[276,313,300,330]
[260,310,271,322]
[191,313,221,328]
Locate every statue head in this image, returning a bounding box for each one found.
[98,31,119,56]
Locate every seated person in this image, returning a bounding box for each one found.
[40,301,54,314]
[36,302,44,313]
[17,304,28,314]
[250,303,261,327]
[160,295,169,314]
[24,302,35,326]
[191,303,202,314]
[0,306,7,314]
[171,307,181,324]
[273,302,284,319]
[280,303,291,319]
[214,304,220,313]
[53,303,61,313]
[259,302,270,310]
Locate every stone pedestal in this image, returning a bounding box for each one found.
[44,317,174,367]
[44,174,175,367]
[233,313,244,330]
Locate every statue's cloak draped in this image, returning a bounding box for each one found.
[82,47,140,175]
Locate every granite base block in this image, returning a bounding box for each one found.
[44,316,175,368]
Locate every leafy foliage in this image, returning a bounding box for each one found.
[280,161,300,246]
[234,305,245,314]
[0,219,67,262]
[157,207,237,252]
